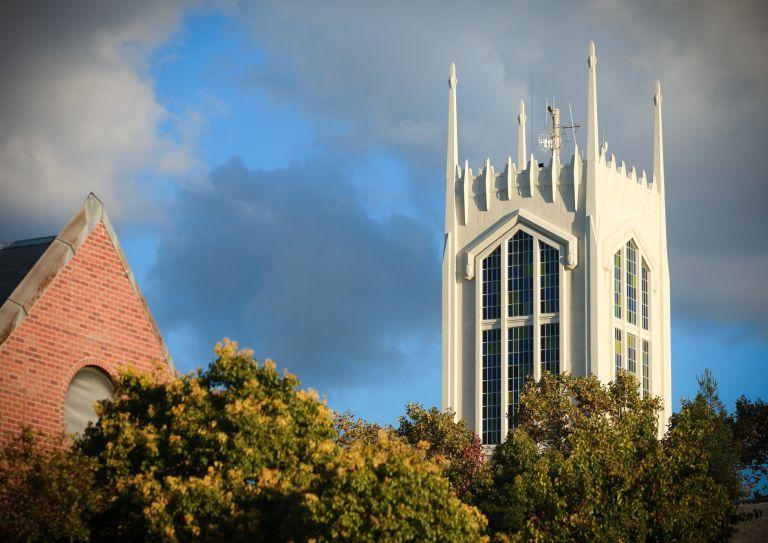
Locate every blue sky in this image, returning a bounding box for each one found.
[1,1,766,424]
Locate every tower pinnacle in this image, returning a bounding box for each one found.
[517,99,527,170]
[445,63,459,232]
[653,80,664,194]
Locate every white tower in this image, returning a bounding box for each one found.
[441,42,672,446]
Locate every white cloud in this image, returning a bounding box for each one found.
[0,0,208,237]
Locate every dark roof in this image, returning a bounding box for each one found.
[0,236,55,302]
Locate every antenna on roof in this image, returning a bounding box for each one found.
[538,98,581,157]
[568,102,577,142]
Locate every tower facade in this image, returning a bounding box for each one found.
[441,43,671,446]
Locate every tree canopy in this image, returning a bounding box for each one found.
[473,370,739,542]
[0,339,761,543]
[78,339,485,542]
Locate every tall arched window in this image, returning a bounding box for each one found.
[64,366,114,436]
[478,227,564,445]
[612,239,651,394]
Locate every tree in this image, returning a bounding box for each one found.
[309,430,487,542]
[80,339,486,542]
[651,369,738,541]
[0,428,103,543]
[731,395,768,499]
[475,370,739,542]
[476,371,661,541]
[395,403,485,499]
[335,411,389,448]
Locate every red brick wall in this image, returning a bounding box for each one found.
[0,221,172,445]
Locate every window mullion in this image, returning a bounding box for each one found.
[533,238,541,382]
[500,238,509,441]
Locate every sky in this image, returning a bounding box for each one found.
[0,0,766,425]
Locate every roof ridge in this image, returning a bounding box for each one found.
[0,236,57,250]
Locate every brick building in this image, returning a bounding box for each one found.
[0,194,175,444]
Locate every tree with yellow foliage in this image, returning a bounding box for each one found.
[80,340,485,542]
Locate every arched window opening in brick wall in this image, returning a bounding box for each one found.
[64,366,114,436]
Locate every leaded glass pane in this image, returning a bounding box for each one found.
[642,340,650,399]
[614,250,622,319]
[508,325,533,428]
[508,231,533,317]
[626,241,638,325]
[641,261,649,331]
[627,333,637,374]
[539,241,559,314]
[482,247,501,320]
[540,322,560,375]
[615,328,622,379]
[482,328,501,445]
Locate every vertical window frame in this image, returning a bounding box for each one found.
[539,241,560,314]
[540,322,560,375]
[508,231,534,318]
[614,250,623,319]
[641,260,650,331]
[482,328,502,445]
[508,325,533,428]
[626,241,638,325]
[642,339,650,398]
[627,333,637,375]
[482,247,501,320]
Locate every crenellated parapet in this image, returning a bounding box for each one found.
[444,40,665,237]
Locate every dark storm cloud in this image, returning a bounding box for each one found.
[148,158,439,386]
[237,0,768,330]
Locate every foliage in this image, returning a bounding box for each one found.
[309,430,487,542]
[652,369,737,541]
[395,403,486,499]
[475,370,740,542]
[475,371,661,541]
[731,395,768,499]
[79,339,485,542]
[335,411,390,448]
[0,428,103,543]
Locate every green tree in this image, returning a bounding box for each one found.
[475,370,739,542]
[731,395,768,499]
[651,369,738,541]
[476,371,661,541]
[395,403,485,499]
[80,339,486,542]
[0,428,103,543]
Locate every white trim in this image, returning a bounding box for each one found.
[464,209,578,280]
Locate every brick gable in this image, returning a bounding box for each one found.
[0,221,171,443]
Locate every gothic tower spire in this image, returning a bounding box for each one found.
[442,63,459,413]
[517,99,527,171]
[445,63,459,232]
[586,41,599,215]
[653,81,664,194]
